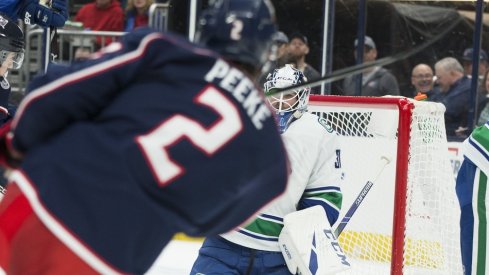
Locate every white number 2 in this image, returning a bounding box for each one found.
[230,20,243,41]
[136,86,243,186]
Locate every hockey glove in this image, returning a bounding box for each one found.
[20,1,68,28]
[51,0,68,20]
[0,121,21,169]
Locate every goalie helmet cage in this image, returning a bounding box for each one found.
[308,95,462,275]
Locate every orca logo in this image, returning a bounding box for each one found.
[318,118,333,133]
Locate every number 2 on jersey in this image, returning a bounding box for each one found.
[136,86,243,186]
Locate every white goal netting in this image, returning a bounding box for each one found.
[309,96,462,275]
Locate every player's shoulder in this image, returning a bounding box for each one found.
[471,123,489,146]
[124,28,218,60]
[301,112,335,134]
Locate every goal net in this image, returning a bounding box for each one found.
[308,95,462,275]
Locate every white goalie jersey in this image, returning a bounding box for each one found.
[221,112,344,251]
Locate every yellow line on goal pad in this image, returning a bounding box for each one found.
[172,233,204,242]
[338,231,444,268]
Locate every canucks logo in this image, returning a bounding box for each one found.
[318,118,333,133]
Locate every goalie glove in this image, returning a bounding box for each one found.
[20,0,68,28]
[279,206,351,275]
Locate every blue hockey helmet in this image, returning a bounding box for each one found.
[195,0,277,71]
[0,13,24,69]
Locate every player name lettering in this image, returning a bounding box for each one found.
[205,59,272,130]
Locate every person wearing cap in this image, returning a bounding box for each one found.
[342,35,400,97]
[476,69,489,126]
[462,47,489,121]
[461,47,489,80]
[258,31,292,86]
[287,32,321,94]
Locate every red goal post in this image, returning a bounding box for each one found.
[308,95,462,275]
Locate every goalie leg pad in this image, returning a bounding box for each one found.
[279,206,351,275]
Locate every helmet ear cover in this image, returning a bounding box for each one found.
[195,0,277,71]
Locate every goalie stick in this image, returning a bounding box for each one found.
[334,155,391,237]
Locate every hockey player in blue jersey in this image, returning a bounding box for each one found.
[0,13,23,125]
[191,64,344,274]
[0,14,24,191]
[0,0,289,274]
[0,0,68,28]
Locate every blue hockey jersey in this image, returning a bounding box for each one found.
[0,0,20,20]
[7,28,289,273]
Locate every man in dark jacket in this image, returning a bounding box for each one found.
[342,36,400,97]
[430,57,471,139]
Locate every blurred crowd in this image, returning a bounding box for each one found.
[3,0,487,141]
[262,31,487,141]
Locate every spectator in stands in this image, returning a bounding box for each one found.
[74,0,124,48]
[477,69,489,126]
[342,36,400,97]
[461,47,489,82]
[430,57,471,139]
[258,31,291,85]
[287,32,321,94]
[411,63,437,99]
[124,0,153,32]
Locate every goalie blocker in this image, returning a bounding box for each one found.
[279,206,351,275]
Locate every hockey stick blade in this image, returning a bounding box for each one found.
[334,156,391,237]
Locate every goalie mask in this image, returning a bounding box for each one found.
[264,64,311,133]
[0,13,25,70]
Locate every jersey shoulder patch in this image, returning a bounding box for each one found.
[317,117,334,133]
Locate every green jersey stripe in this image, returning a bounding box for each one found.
[472,125,489,152]
[302,191,342,209]
[243,216,283,237]
[476,170,488,275]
